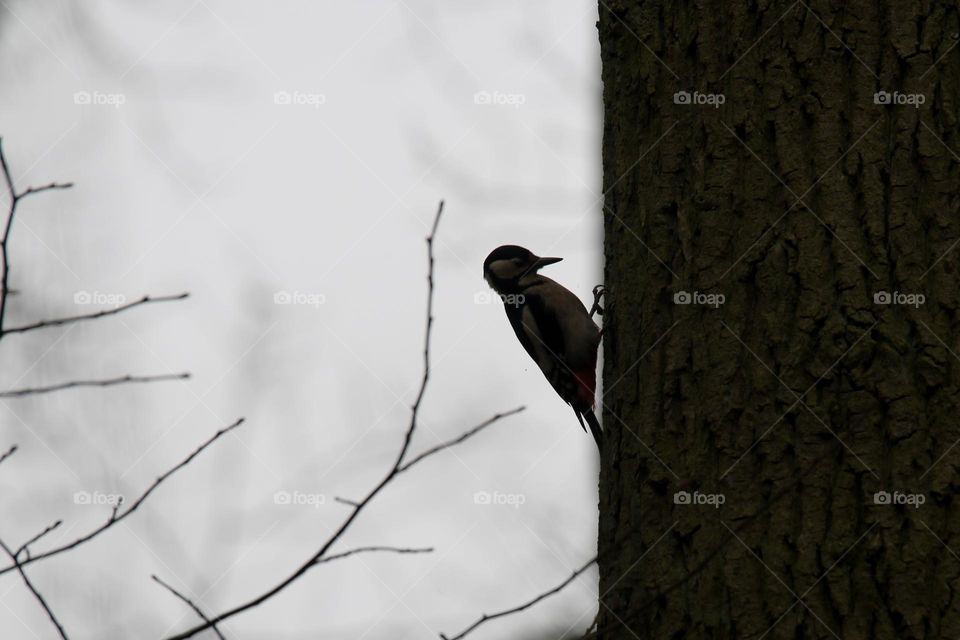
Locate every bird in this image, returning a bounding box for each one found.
[482,245,603,448]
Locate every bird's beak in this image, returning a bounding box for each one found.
[533,256,563,269]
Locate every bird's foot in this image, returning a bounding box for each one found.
[589,285,606,318]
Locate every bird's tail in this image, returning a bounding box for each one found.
[582,409,602,449]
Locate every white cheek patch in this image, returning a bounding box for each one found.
[488,259,517,279]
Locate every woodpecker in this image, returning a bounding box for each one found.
[483,245,603,447]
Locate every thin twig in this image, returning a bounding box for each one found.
[2,293,189,335]
[0,537,69,639]
[0,372,189,398]
[0,418,245,577]
[0,443,16,466]
[163,201,525,640]
[398,406,526,474]
[0,138,74,335]
[440,556,597,640]
[314,545,433,566]
[19,183,74,198]
[17,520,62,558]
[152,575,226,640]
[393,200,444,470]
[334,496,360,507]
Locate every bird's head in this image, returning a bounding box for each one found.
[483,245,562,293]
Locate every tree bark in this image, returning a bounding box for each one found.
[598,2,960,639]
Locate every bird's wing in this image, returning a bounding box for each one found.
[503,295,561,372]
[531,278,599,369]
[505,278,599,409]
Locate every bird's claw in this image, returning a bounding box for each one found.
[589,285,606,318]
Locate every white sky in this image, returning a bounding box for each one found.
[0,1,603,638]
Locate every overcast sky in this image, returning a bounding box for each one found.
[0,2,602,638]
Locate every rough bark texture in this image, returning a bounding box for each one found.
[598,2,960,639]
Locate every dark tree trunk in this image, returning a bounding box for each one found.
[597,2,960,638]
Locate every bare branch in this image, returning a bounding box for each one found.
[152,575,226,640]
[0,138,74,335]
[17,520,62,558]
[440,556,597,640]
[334,496,360,507]
[314,545,433,566]
[398,406,526,474]
[0,418,245,577]
[0,137,16,200]
[0,372,189,398]
[0,537,69,640]
[393,200,444,470]
[19,183,74,198]
[163,201,525,640]
[0,443,16,467]
[2,292,190,336]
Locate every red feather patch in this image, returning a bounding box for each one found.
[573,365,596,409]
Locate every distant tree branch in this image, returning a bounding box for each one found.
[152,575,226,640]
[0,372,189,398]
[0,138,73,335]
[163,201,526,640]
[440,556,598,640]
[0,138,222,640]
[17,520,62,558]
[393,200,445,470]
[314,545,434,565]
[397,406,526,474]
[0,418,245,577]
[2,292,189,336]
[0,537,69,639]
[0,443,16,467]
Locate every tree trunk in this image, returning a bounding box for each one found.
[597,2,960,639]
